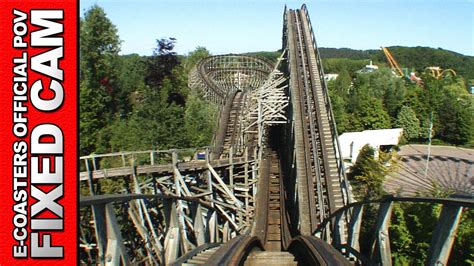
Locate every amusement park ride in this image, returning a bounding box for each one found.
[381,47,456,85]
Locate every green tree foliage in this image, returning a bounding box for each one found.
[328,93,350,133]
[80,5,121,155]
[322,58,367,74]
[334,69,351,95]
[184,91,218,147]
[104,44,220,153]
[437,94,473,145]
[80,5,219,157]
[321,52,473,146]
[327,75,350,133]
[449,209,474,265]
[388,203,442,264]
[116,54,147,115]
[353,98,391,131]
[348,145,388,200]
[320,47,376,60]
[390,204,413,265]
[184,46,211,72]
[396,106,421,141]
[146,38,179,88]
[243,51,281,63]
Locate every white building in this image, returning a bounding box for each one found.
[357,60,379,73]
[338,128,403,166]
[324,73,339,81]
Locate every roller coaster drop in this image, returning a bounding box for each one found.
[80,4,472,265]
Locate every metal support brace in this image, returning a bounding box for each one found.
[333,211,347,251]
[164,200,180,264]
[347,205,363,256]
[92,204,107,263]
[104,204,129,266]
[427,205,463,265]
[371,202,393,266]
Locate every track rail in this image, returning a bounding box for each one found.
[252,145,292,252]
[211,90,240,159]
[221,91,245,157]
[285,6,350,236]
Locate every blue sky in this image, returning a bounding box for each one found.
[80,0,474,56]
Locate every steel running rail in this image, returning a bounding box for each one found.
[283,6,354,244]
[300,4,353,208]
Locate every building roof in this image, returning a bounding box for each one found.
[339,128,403,163]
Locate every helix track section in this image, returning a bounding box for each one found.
[189,55,274,104]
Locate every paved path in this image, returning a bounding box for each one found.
[384,145,473,198]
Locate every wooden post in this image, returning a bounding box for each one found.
[205,147,214,206]
[229,146,234,192]
[193,204,206,246]
[121,153,126,167]
[171,151,191,254]
[244,146,250,225]
[172,151,181,197]
[85,159,95,195]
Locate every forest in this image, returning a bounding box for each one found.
[80,6,218,157]
[80,5,473,264]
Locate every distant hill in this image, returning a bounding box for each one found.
[319,46,474,80]
[242,51,281,63]
[238,46,474,81]
[319,48,378,60]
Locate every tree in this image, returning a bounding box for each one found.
[355,98,391,130]
[383,77,406,119]
[184,91,218,147]
[334,69,351,96]
[330,94,350,133]
[396,106,421,141]
[184,46,211,73]
[390,204,413,264]
[145,38,180,90]
[116,54,147,115]
[107,38,191,152]
[80,5,121,155]
[437,94,473,145]
[348,145,387,200]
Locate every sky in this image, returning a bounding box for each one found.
[80,0,474,56]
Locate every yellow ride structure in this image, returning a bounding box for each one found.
[381,46,423,85]
[381,46,404,77]
[425,66,456,79]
